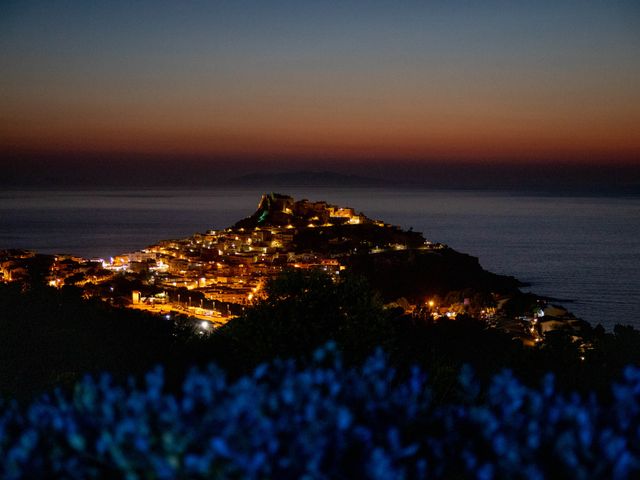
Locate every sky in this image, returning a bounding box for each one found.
[1,1,639,184]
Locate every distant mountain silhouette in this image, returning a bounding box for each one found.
[228,171,388,187]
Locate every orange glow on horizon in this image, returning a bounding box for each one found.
[2,77,639,163]
[2,2,639,166]
[2,112,639,163]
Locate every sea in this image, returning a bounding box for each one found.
[1,187,639,330]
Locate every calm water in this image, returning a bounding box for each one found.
[1,188,639,329]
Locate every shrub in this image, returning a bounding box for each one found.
[1,344,640,479]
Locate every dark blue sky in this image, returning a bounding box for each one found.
[1,1,639,176]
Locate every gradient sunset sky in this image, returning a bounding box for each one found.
[1,1,639,175]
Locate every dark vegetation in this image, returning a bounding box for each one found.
[1,270,639,403]
[3,270,640,477]
[293,223,425,254]
[4,345,640,479]
[0,283,191,401]
[345,248,522,301]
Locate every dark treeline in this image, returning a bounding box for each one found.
[2,269,640,403]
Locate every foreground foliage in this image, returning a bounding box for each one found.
[2,344,640,479]
[3,272,640,404]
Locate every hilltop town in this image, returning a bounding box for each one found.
[1,193,591,346]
